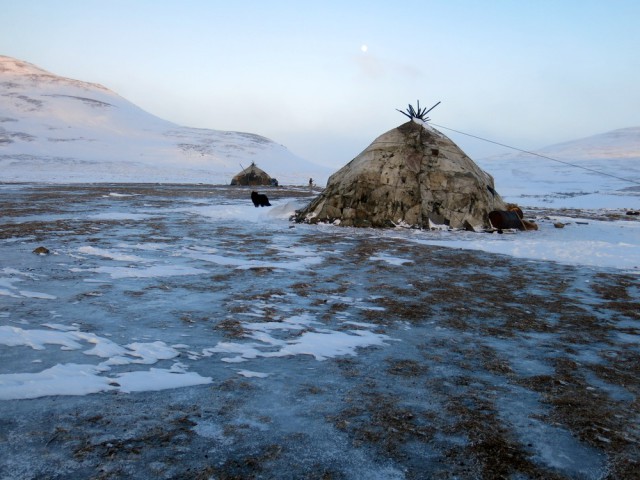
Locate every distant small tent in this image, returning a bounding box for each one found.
[230,162,278,187]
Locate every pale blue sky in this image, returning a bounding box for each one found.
[2,0,639,166]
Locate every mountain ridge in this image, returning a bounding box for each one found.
[537,127,640,161]
[0,55,331,184]
[480,126,640,163]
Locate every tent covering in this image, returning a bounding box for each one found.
[294,120,506,229]
[231,162,278,186]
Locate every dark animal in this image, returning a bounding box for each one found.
[251,191,271,207]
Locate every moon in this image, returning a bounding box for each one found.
[360,44,368,53]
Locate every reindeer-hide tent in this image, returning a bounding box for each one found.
[294,120,506,230]
[230,162,278,186]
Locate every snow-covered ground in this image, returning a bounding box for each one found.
[1,184,638,478]
[2,184,634,401]
[402,213,640,273]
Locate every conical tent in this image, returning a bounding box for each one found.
[230,162,277,186]
[294,120,506,229]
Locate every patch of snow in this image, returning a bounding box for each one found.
[0,363,116,400]
[237,369,271,378]
[0,325,212,399]
[78,246,146,262]
[399,216,640,273]
[115,367,212,393]
[369,254,413,266]
[70,264,208,279]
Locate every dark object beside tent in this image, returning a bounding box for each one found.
[488,210,525,230]
[231,162,278,187]
[251,191,271,207]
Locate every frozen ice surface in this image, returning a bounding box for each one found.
[0,183,638,478]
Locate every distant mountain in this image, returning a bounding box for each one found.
[476,127,640,207]
[497,127,640,161]
[0,55,331,184]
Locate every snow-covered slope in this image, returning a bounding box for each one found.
[0,55,332,185]
[477,127,640,208]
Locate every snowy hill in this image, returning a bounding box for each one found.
[477,127,640,208]
[0,55,332,185]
